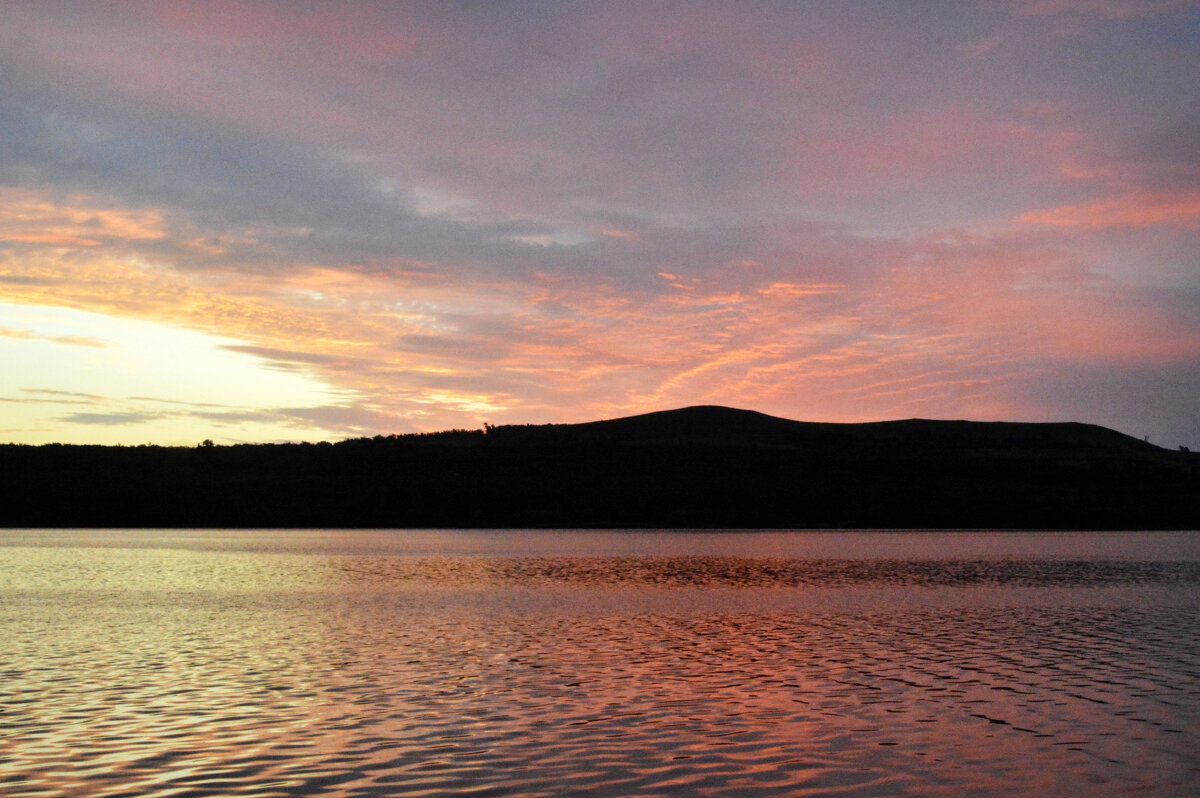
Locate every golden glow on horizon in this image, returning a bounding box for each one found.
[0,303,344,445]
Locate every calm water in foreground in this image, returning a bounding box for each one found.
[1,530,1198,797]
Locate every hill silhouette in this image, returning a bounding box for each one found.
[1,406,1196,529]
[490,405,1157,452]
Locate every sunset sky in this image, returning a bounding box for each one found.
[2,0,1198,447]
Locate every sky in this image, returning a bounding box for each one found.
[1,0,1198,447]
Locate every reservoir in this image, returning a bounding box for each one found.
[2,529,1197,796]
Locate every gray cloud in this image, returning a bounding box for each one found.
[220,345,360,367]
[55,399,394,440]
[0,274,63,285]
[23,388,106,400]
[59,410,164,426]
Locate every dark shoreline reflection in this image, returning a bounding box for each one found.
[2,530,1197,797]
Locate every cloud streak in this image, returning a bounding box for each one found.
[0,325,108,348]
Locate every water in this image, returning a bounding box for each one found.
[1,530,1197,796]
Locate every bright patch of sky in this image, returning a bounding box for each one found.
[0,303,342,444]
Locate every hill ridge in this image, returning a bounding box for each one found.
[485,405,1157,453]
[1,405,1194,529]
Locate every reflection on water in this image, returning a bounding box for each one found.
[332,555,1200,588]
[1,530,1198,797]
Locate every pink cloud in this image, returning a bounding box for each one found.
[1017,192,1200,230]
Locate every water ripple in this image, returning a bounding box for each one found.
[1,538,1197,796]
[334,555,1200,588]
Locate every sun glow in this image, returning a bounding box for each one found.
[0,303,345,445]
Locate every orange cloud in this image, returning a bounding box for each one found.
[0,189,166,247]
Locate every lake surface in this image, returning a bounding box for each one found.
[2,529,1198,796]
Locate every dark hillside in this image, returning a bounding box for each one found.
[1,406,1196,529]
[490,406,1159,453]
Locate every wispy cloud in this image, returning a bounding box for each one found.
[0,325,108,348]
